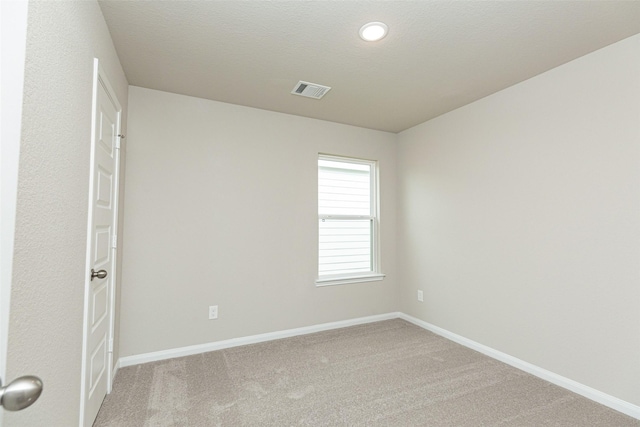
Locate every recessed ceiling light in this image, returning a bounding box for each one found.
[359,22,388,42]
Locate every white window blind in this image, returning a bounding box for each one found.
[318,156,379,281]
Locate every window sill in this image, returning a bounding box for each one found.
[315,273,385,287]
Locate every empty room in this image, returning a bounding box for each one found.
[1,1,640,426]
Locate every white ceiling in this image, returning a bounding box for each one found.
[99,1,640,133]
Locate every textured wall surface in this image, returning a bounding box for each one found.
[6,2,128,425]
[119,86,398,358]
[397,34,640,406]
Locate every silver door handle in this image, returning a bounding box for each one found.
[0,376,43,411]
[91,269,107,280]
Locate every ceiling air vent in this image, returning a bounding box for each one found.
[291,81,331,100]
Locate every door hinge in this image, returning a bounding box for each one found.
[115,135,123,149]
[112,235,117,249]
[108,339,113,353]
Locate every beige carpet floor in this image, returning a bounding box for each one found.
[94,319,637,426]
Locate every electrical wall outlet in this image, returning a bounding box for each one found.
[417,290,424,302]
[209,305,218,320]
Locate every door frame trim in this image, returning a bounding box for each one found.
[78,58,122,427]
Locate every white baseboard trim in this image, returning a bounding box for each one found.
[397,313,640,420]
[119,312,400,368]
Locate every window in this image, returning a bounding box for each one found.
[317,154,384,286]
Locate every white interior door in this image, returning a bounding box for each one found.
[79,59,122,427]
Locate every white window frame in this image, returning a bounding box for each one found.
[316,154,385,286]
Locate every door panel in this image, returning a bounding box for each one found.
[89,337,107,394]
[94,227,111,266]
[96,169,113,208]
[81,60,121,427]
[91,282,108,328]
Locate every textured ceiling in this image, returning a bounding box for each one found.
[99,1,640,133]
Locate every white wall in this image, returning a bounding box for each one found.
[5,1,128,425]
[397,34,640,406]
[0,5,29,423]
[119,87,397,357]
